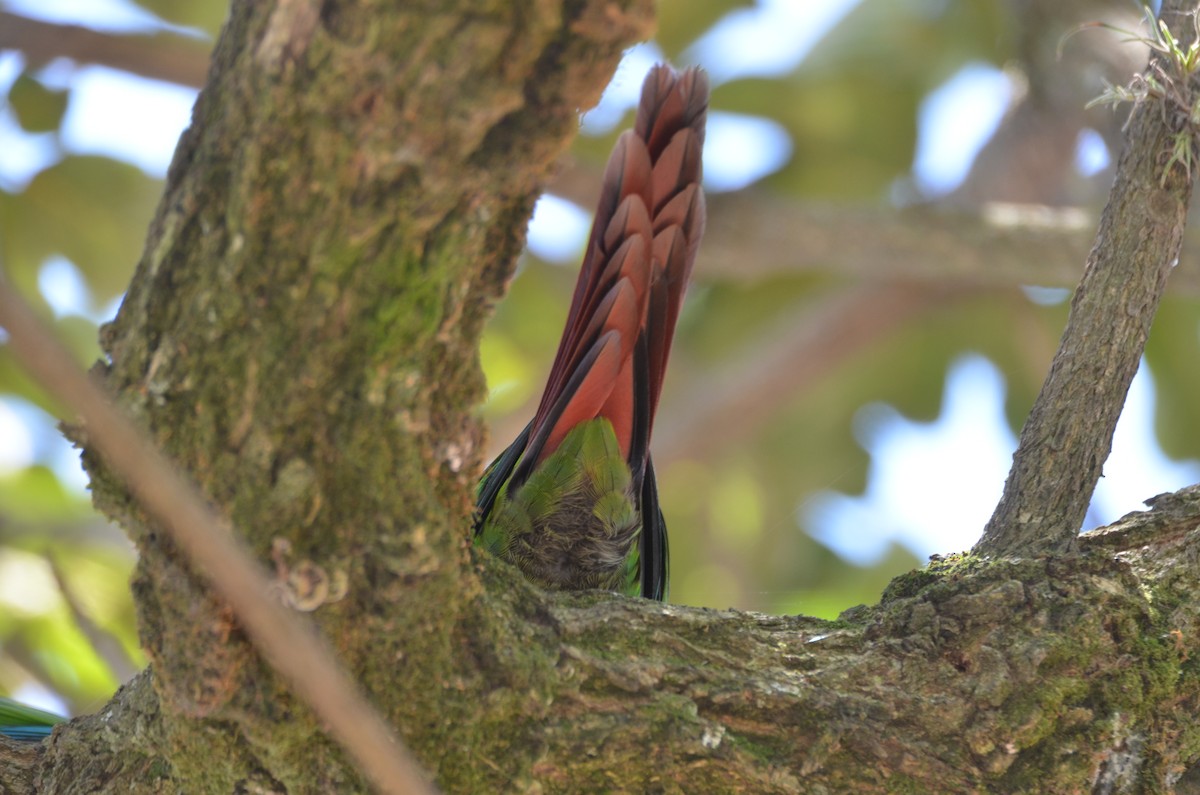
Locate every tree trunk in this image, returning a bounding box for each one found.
[2,1,1200,793]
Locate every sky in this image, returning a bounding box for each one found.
[2,0,1199,574]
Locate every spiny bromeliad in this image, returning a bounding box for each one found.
[475,64,708,600]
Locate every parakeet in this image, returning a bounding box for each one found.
[475,64,708,600]
[0,696,64,742]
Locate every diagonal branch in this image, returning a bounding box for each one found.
[652,281,971,463]
[975,0,1200,557]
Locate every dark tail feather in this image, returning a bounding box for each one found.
[639,458,669,600]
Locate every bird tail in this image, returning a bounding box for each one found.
[518,65,708,482]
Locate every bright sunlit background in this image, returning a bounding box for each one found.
[2,0,1198,716]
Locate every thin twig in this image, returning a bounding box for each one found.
[0,284,437,795]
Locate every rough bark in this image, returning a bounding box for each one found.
[2,1,1200,793]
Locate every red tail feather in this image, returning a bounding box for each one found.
[527,64,708,467]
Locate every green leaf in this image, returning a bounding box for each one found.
[0,466,91,525]
[129,0,227,36]
[0,696,63,727]
[656,0,753,60]
[1145,298,1200,461]
[6,75,69,134]
[3,156,161,306]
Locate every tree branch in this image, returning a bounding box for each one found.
[977,0,1200,556]
[437,487,1200,792]
[0,12,209,88]
[551,162,1200,296]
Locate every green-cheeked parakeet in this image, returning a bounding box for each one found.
[475,64,708,600]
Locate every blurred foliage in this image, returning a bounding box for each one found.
[655,0,752,60]
[0,0,1198,718]
[7,74,68,133]
[3,155,160,302]
[133,0,227,36]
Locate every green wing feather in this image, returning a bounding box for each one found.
[479,419,643,596]
[0,696,65,742]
